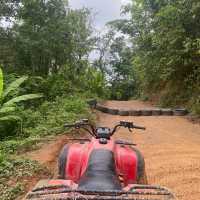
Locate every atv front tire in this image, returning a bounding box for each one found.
[130,147,148,184]
[58,145,69,179]
[138,169,148,184]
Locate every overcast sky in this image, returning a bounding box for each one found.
[69,0,130,30]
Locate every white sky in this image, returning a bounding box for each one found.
[69,0,131,30]
[69,0,131,61]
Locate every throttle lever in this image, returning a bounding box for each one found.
[120,121,133,128]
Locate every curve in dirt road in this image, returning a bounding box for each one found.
[96,100,188,116]
[97,100,200,200]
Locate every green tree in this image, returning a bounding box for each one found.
[112,0,200,109]
[15,0,70,75]
[0,0,93,77]
[93,31,115,74]
[94,27,136,100]
[109,35,136,100]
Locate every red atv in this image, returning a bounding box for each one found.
[25,119,175,200]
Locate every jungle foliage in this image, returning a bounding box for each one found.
[110,0,200,113]
[0,1,105,198]
[0,0,107,143]
[93,30,136,100]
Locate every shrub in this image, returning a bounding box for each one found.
[20,96,92,137]
[0,155,51,200]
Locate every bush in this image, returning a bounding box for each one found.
[0,95,93,154]
[0,154,51,200]
[110,79,136,100]
[22,67,108,102]
[21,96,92,137]
[189,96,200,115]
[0,137,41,154]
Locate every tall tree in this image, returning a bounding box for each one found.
[0,0,93,76]
[93,31,115,74]
[15,0,70,75]
[93,27,136,100]
[0,0,20,67]
[111,0,200,106]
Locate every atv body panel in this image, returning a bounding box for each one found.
[59,138,144,187]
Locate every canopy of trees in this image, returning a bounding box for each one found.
[0,0,109,140]
[109,0,200,112]
[0,0,94,75]
[0,0,200,110]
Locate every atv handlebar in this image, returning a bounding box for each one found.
[119,121,146,130]
[132,125,146,130]
[64,119,96,137]
[64,124,77,128]
[64,119,90,128]
[64,120,146,138]
[111,121,145,135]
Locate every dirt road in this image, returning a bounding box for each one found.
[98,101,200,200]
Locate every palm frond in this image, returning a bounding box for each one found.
[0,115,21,122]
[4,93,43,106]
[2,76,28,99]
[0,106,16,114]
[0,68,3,99]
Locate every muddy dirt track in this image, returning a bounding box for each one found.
[98,101,200,200]
[28,100,200,200]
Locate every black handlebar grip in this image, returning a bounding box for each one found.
[133,125,146,130]
[64,124,75,128]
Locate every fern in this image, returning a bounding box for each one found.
[4,94,43,106]
[0,106,16,114]
[0,115,21,122]
[2,76,28,99]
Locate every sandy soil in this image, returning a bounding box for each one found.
[102,100,156,109]
[27,135,69,177]
[97,101,200,200]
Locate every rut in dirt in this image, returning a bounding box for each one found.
[97,100,200,200]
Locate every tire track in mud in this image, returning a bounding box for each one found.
[97,101,200,200]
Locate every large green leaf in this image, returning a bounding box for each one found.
[0,115,21,122]
[4,94,43,106]
[0,106,16,114]
[2,76,28,99]
[0,68,3,99]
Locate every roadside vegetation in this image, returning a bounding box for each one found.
[0,68,95,199]
[0,1,106,199]
[107,0,200,115]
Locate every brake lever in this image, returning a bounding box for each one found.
[128,128,133,132]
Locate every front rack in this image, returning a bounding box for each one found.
[25,184,176,200]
